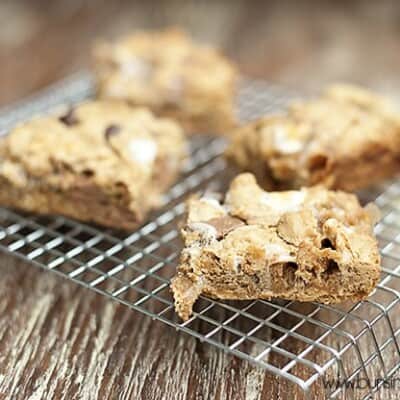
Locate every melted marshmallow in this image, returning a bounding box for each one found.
[121,57,152,79]
[199,197,228,214]
[343,225,355,235]
[188,222,218,241]
[129,138,158,166]
[113,46,151,79]
[261,191,306,214]
[265,243,295,263]
[272,125,304,154]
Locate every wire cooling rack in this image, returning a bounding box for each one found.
[1,73,400,399]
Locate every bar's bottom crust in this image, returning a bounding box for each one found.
[0,176,149,230]
[0,156,184,230]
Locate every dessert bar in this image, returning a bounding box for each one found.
[226,84,400,191]
[93,28,237,134]
[0,101,187,230]
[171,173,381,320]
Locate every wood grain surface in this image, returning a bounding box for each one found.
[1,1,400,399]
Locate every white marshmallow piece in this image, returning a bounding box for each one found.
[265,243,296,263]
[261,191,306,214]
[200,197,222,208]
[343,225,355,235]
[199,197,228,215]
[272,125,304,154]
[188,222,218,242]
[113,46,151,80]
[121,57,152,79]
[129,138,158,166]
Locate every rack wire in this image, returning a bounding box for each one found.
[1,73,400,399]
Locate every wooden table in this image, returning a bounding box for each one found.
[1,1,400,399]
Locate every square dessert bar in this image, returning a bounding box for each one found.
[93,28,237,134]
[171,173,381,321]
[0,101,187,230]
[226,84,400,191]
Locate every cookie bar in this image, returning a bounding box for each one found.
[93,28,237,134]
[226,84,400,191]
[0,101,187,230]
[171,173,381,321]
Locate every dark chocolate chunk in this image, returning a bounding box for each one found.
[321,237,335,250]
[326,259,340,275]
[105,124,121,140]
[81,169,95,178]
[206,216,245,239]
[59,108,79,126]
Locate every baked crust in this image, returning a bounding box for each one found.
[92,28,237,134]
[0,101,187,230]
[171,173,381,321]
[226,84,400,191]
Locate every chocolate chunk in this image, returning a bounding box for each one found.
[206,216,245,239]
[81,168,94,178]
[59,108,79,126]
[321,238,335,250]
[105,124,121,140]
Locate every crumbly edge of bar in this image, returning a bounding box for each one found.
[171,254,380,321]
[0,169,152,230]
[0,148,181,230]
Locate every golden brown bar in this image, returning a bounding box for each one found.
[226,84,400,191]
[171,173,381,320]
[92,28,237,134]
[0,101,187,230]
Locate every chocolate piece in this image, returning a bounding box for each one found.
[206,215,245,239]
[59,108,79,126]
[104,124,121,140]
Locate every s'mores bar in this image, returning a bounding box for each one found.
[93,28,237,134]
[0,101,187,230]
[171,173,381,320]
[226,84,400,191]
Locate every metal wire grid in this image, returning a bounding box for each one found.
[0,75,400,399]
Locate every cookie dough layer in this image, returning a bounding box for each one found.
[171,173,381,321]
[93,28,237,134]
[226,84,400,191]
[0,101,187,230]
